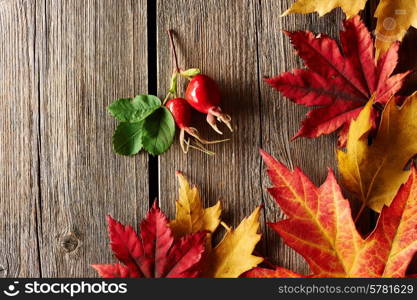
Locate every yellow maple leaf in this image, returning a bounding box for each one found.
[170,172,263,278]
[170,171,221,237]
[283,0,366,18]
[374,0,417,57]
[284,0,417,57]
[337,92,417,213]
[202,206,263,278]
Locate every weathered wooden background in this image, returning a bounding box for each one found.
[0,0,415,277]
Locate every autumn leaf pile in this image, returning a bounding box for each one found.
[93,173,262,278]
[95,3,417,279]
[243,150,417,278]
[284,0,417,57]
[243,3,417,278]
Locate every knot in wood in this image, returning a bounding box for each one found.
[60,233,79,253]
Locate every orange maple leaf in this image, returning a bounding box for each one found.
[244,150,417,278]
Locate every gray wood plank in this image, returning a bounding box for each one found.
[0,0,40,278]
[157,0,264,252]
[257,2,344,274]
[37,0,149,277]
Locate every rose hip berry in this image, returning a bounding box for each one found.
[166,97,227,153]
[185,74,233,134]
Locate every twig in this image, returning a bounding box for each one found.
[167,29,180,73]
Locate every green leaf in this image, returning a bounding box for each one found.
[107,95,161,123]
[142,107,176,155]
[112,122,144,156]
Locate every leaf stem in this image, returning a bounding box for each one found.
[163,92,171,105]
[354,202,366,224]
[220,221,231,231]
[167,29,181,73]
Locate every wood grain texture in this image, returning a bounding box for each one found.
[0,0,40,278]
[2,0,412,278]
[256,1,344,274]
[36,0,149,277]
[157,0,264,246]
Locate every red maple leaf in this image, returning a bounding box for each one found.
[92,203,206,278]
[266,16,410,146]
[243,150,417,278]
